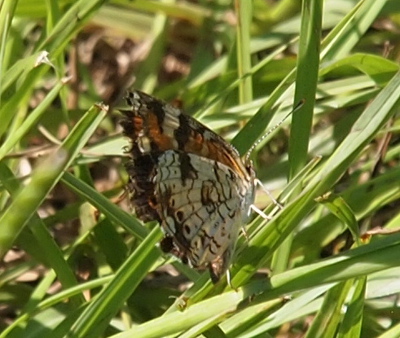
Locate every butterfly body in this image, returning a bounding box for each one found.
[120,90,255,282]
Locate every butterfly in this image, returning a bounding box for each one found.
[120,90,256,283]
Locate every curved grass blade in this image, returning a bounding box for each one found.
[0,103,107,259]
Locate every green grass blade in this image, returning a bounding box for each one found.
[0,104,106,258]
[0,78,67,160]
[235,0,253,103]
[323,0,388,60]
[305,281,353,338]
[61,172,148,239]
[338,277,366,338]
[115,288,246,338]
[288,0,323,178]
[67,227,163,338]
[317,194,360,245]
[274,0,323,275]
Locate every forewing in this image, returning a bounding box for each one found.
[120,90,252,181]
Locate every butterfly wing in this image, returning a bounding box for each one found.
[153,150,250,282]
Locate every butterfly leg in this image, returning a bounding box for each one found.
[255,178,283,209]
[250,204,272,220]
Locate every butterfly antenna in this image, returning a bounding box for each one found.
[245,99,305,163]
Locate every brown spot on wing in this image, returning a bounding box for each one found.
[146,111,175,151]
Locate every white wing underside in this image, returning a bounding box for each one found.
[154,150,250,272]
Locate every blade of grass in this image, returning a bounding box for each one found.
[0,275,114,338]
[323,0,388,60]
[67,227,163,338]
[259,232,400,301]
[317,194,360,245]
[233,285,332,337]
[288,0,322,178]
[113,0,210,26]
[61,172,148,239]
[115,287,245,338]
[273,0,323,275]
[338,277,366,338]
[305,281,353,338]
[235,0,253,103]
[377,323,400,338]
[134,0,170,93]
[0,161,85,308]
[0,103,107,259]
[0,0,18,107]
[0,77,68,160]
